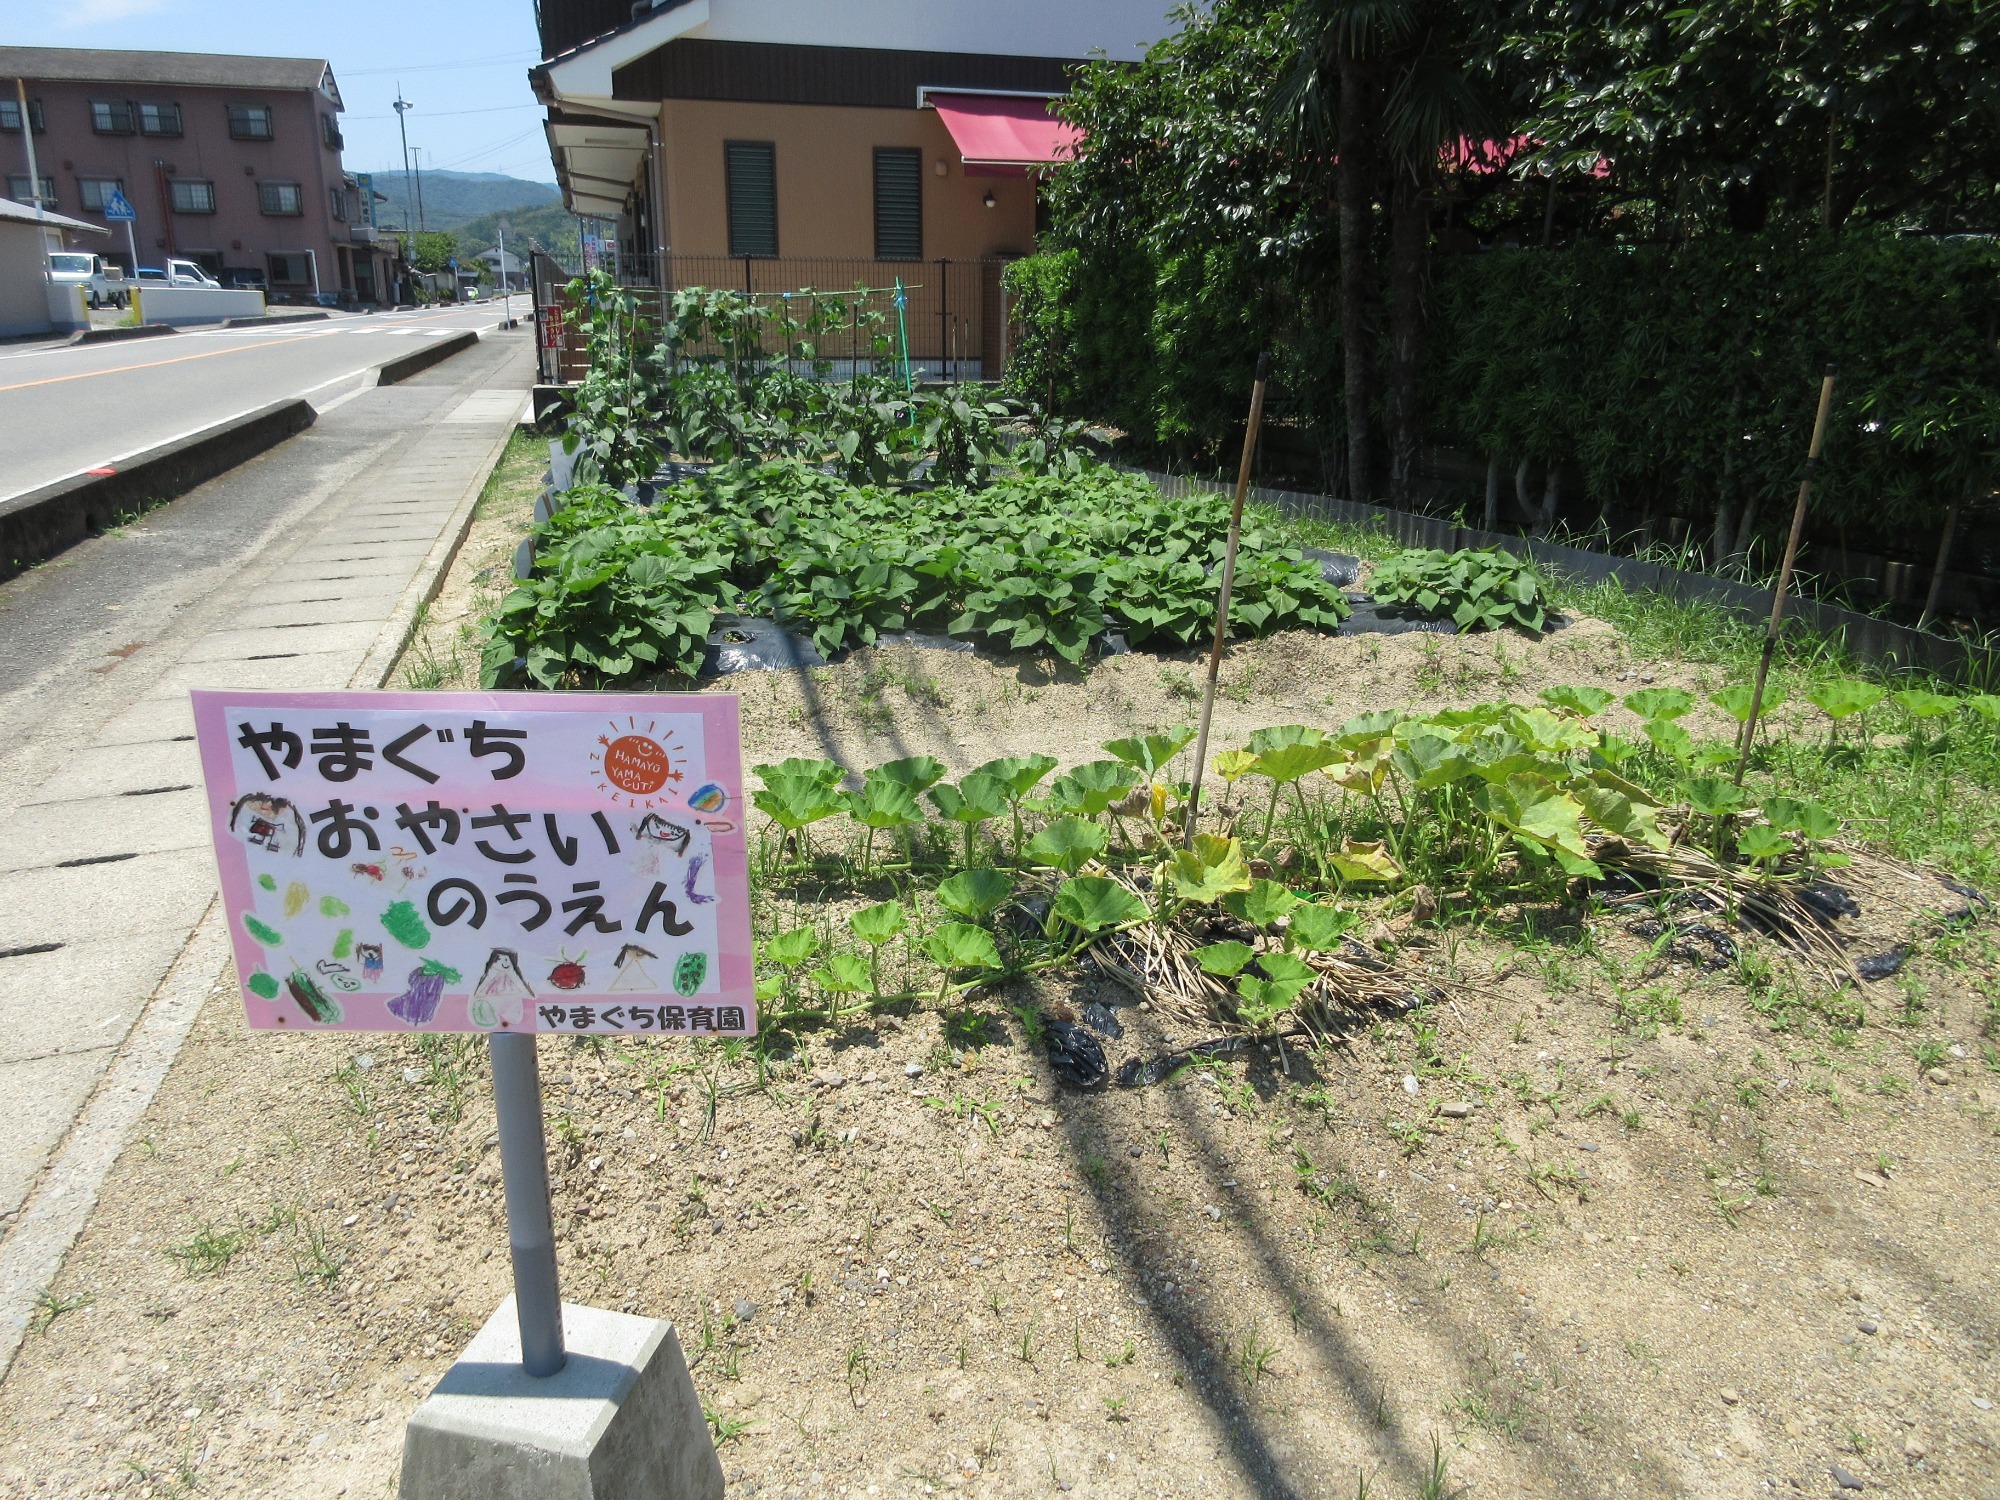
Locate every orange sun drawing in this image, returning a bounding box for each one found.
[590,717,686,807]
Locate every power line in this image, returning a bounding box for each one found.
[347,102,541,121]
[424,126,548,171]
[343,52,538,77]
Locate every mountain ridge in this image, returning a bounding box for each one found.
[352,169,559,231]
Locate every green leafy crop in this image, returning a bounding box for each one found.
[1364,548,1548,633]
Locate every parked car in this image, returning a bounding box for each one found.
[135,258,222,290]
[46,251,129,309]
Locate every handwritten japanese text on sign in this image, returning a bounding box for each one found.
[192,691,755,1036]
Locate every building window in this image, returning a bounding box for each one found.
[267,252,310,285]
[321,114,343,151]
[170,179,217,214]
[7,175,56,209]
[873,147,923,262]
[229,104,275,141]
[139,102,182,136]
[78,177,125,212]
[724,140,777,259]
[258,181,304,216]
[91,100,136,135]
[0,98,45,133]
[329,186,347,221]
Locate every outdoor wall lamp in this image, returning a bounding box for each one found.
[983,190,996,209]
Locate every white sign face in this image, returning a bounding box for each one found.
[193,690,756,1037]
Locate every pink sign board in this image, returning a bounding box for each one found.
[191,690,755,1036]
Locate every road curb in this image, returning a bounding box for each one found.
[0,901,228,1382]
[377,328,480,386]
[220,310,330,329]
[65,323,175,347]
[349,396,522,689]
[0,399,316,582]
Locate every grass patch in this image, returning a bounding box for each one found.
[475,429,547,520]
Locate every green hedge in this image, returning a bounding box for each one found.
[1010,231,2000,540]
[1426,234,2000,534]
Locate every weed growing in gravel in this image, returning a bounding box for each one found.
[290,1215,344,1288]
[167,1222,250,1277]
[28,1286,89,1334]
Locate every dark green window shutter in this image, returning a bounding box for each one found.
[725,140,777,258]
[874,147,922,261]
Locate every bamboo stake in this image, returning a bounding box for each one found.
[1734,366,1836,786]
[1184,353,1272,842]
[1916,501,1960,634]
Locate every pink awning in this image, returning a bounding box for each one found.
[930,93,1081,172]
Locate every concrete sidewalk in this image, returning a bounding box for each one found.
[0,327,533,1370]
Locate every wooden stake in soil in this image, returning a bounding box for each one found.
[1917,500,1961,634]
[1735,366,1836,786]
[1184,353,1272,841]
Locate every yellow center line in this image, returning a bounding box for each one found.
[0,324,403,395]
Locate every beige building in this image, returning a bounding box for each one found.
[529,0,1179,372]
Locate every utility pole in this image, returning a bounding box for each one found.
[497,215,510,320]
[392,87,415,258]
[413,146,427,233]
[15,78,45,226]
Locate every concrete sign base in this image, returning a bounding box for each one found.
[398,1296,724,1500]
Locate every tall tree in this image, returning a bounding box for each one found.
[1504,0,2000,236]
[1276,0,1498,501]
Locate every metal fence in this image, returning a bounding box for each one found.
[530,254,1016,387]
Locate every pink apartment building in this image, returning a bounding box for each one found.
[0,46,395,304]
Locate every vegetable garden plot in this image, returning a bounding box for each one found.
[483,462,1354,687]
[738,682,1991,1082]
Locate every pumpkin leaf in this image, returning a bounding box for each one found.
[936,868,1015,922]
[810,951,872,993]
[1288,903,1360,951]
[1805,679,1886,720]
[1539,685,1615,718]
[926,922,1002,972]
[848,901,906,946]
[1191,940,1255,977]
[1168,833,1254,903]
[1026,815,1109,874]
[1053,875,1149,934]
[970,752,1059,798]
[1624,687,1695,721]
[1103,727,1195,775]
[763,927,820,970]
[1325,839,1405,884]
[871,754,948,792]
[1223,878,1301,927]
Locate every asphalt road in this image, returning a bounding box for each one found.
[0,301,519,502]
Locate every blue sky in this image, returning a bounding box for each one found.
[12,0,555,183]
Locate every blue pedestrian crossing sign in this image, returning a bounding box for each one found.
[102,188,137,221]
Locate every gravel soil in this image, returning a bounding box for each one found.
[2,456,1996,1500]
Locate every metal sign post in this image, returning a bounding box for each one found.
[102,188,139,283]
[193,689,744,1495]
[488,1032,564,1376]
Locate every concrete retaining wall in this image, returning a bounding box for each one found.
[132,285,265,326]
[0,399,315,581]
